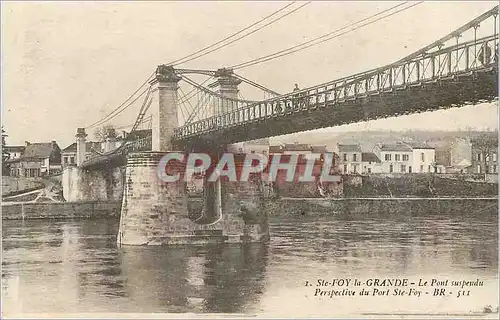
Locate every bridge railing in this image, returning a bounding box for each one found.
[79,135,152,168]
[174,34,498,140]
[125,135,152,153]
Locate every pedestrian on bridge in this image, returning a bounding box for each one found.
[292,84,300,110]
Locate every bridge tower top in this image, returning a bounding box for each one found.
[149,65,182,151]
[209,67,242,101]
[75,128,87,167]
[151,64,182,84]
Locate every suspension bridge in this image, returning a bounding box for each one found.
[61,5,498,246]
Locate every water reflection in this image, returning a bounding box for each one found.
[117,244,268,313]
[1,210,498,315]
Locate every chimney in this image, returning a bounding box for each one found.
[25,141,30,147]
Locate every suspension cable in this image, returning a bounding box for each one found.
[85,71,155,129]
[181,75,257,103]
[166,2,297,66]
[90,86,154,156]
[173,2,311,66]
[232,2,422,70]
[233,73,282,96]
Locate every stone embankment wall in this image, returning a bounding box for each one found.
[1,176,44,196]
[343,174,498,198]
[2,201,121,220]
[265,197,498,216]
[2,197,497,220]
[62,166,124,202]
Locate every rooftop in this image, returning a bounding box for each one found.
[378,143,412,152]
[361,152,381,163]
[62,141,102,153]
[269,145,284,153]
[21,142,60,161]
[338,144,361,152]
[311,145,327,153]
[4,145,25,152]
[283,143,311,152]
[405,142,435,149]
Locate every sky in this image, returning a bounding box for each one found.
[1,1,498,148]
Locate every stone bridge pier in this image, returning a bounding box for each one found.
[117,65,269,246]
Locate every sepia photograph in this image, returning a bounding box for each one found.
[1,1,499,318]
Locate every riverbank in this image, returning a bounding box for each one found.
[266,197,498,216]
[1,201,121,220]
[1,197,497,220]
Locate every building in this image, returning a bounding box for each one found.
[361,152,381,174]
[268,143,335,163]
[227,138,270,154]
[470,134,498,174]
[4,145,25,160]
[61,141,103,167]
[406,142,436,173]
[375,143,413,173]
[336,144,362,174]
[8,141,62,177]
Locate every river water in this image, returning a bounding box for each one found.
[2,210,498,317]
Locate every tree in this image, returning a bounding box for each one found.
[93,124,116,142]
[2,126,10,175]
[473,133,497,174]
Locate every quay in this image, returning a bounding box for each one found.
[2,197,497,220]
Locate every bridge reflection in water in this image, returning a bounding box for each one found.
[117,243,268,313]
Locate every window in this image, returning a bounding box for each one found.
[389,164,393,173]
[421,152,425,162]
[493,153,497,162]
[353,164,357,173]
[385,154,391,161]
[64,157,68,164]
[395,154,401,161]
[477,153,482,161]
[353,154,357,162]
[401,164,406,173]
[477,165,481,173]
[428,165,431,172]
[485,153,490,161]
[409,166,412,173]
[420,165,424,172]
[70,157,75,164]
[403,154,409,161]
[343,153,347,161]
[343,164,348,173]
[367,168,372,174]
[494,165,497,173]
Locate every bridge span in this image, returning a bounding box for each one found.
[61,7,498,247]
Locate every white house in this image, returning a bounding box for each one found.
[336,144,362,174]
[376,143,413,173]
[406,142,436,173]
[227,138,270,154]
